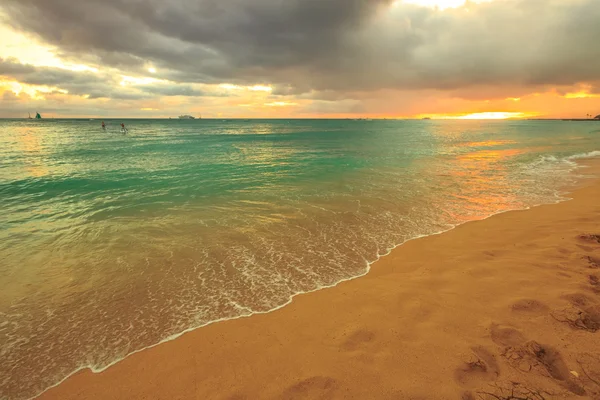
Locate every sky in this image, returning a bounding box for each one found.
[0,0,599,119]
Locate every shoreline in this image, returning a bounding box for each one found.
[34,159,600,400]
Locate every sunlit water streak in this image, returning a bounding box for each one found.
[1,119,599,400]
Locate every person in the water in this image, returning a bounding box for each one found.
[101,121,105,129]
[121,123,126,132]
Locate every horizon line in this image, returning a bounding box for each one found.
[1,117,598,121]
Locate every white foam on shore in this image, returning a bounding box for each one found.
[28,150,600,400]
[567,150,600,160]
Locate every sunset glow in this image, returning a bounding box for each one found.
[249,85,273,92]
[0,0,599,119]
[564,88,600,99]
[456,112,536,120]
[264,101,297,107]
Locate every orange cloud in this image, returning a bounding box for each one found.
[563,85,600,99]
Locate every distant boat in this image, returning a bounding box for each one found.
[28,113,32,119]
[422,117,431,120]
[179,114,201,119]
[36,112,41,119]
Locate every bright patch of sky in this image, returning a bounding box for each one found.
[399,0,493,9]
[0,23,98,72]
[119,76,162,86]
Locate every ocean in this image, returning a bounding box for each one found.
[1,119,599,400]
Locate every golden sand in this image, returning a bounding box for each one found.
[39,162,600,400]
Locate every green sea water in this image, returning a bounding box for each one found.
[1,119,599,399]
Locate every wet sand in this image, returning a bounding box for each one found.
[39,162,600,400]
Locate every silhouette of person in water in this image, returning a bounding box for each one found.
[101,121,105,129]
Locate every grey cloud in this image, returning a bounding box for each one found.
[0,57,114,96]
[84,83,214,100]
[86,90,149,100]
[0,58,226,100]
[136,83,209,97]
[297,99,365,115]
[2,90,25,103]
[0,0,391,83]
[1,0,600,95]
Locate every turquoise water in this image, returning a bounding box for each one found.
[1,119,599,399]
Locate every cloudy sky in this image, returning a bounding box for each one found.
[0,0,599,118]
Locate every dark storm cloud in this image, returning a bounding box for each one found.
[1,0,390,68]
[1,0,600,94]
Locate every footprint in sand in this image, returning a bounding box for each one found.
[340,328,376,352]
[553,294,600,332]
[577,244,596,252]
[585,256,600,269]
[576,353,600,395]
[487,323,588,396]
[503,343,587,396]
[578,234,600,245]
[473,382,554,400]
[527,342,586,396]
[510,299,550,316]
[562,292,597,308]
[577,234,600,256]
[557,271,573,278]
[552,306,600,332]
[490,324,527,347]
[454,346,500,388]
[280,376,339,400]
[558,247,574,256]
[589,274,600,294]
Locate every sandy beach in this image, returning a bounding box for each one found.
[37,161,600,400]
